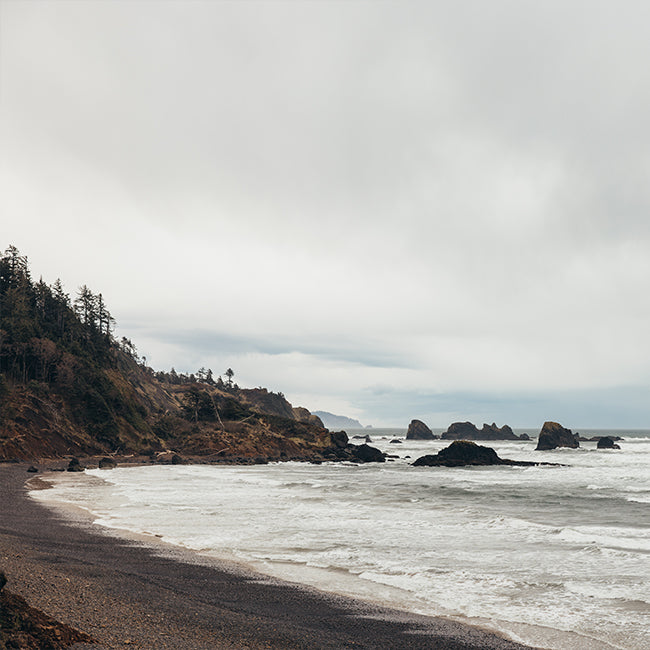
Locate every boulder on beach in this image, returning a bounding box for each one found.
[406,419,437,440]
[66,458,84,472]
[535,421,579,451]
[98,457,117,469]
[596,436,621,450]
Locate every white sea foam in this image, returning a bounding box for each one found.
[31,429,650,650]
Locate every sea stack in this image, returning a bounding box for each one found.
[535,421,579,451]
[406,419,436,440]
[441,421,522,441]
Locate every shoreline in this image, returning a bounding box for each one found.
[0,462,537,649]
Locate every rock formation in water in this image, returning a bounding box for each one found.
[412,440,543,467]
[535,421,579,451]
[441,421,524,441]
[320,432,385,463]
[406,419,437,440]
[596,436,621,450]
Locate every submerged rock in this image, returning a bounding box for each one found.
[535,421,579,451]
[406,419,437,440]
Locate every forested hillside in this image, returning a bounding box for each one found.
[0,246,332,462]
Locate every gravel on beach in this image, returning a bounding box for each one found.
[0,464,536,649]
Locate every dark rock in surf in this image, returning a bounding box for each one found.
[535,421,579,451]
[66,458,84,472]
[170,454,184,465]
[350,444,385,463]
[406,419,437,440]
[413,440,502,466]
[98,457,117,469]
[596,436,621,450]
[389,439,403,444]
[26,465,38,473]
[412,440,549,468]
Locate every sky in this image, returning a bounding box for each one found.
[2,1,650,429]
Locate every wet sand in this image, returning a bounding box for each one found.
[0,464,536,649]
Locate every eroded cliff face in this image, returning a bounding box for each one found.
[0,362,332,463]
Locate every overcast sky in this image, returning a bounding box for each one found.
[2,1,650,428]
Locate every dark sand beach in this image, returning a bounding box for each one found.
[0,464,535,649]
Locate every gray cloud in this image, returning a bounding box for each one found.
[2,1,650,425]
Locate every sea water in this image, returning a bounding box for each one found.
[31,430,650,650]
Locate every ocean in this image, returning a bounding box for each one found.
[31,429,650,650]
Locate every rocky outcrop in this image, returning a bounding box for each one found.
[329,431,349,448]
[441,421,523,441]
[406,420,437,440]
[535,421,579,451]
[596,436,621,450]
[412,440,548,468]
[321,438,385,463]
[292,407,324,427]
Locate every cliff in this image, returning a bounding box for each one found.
[0,246,331,462]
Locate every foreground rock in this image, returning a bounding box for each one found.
[596,436,621,450]
[1,570,95,648]
[413,440,550,467]
[441,422,526,441]
[535,421,579,451]
[406,419,437,440]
